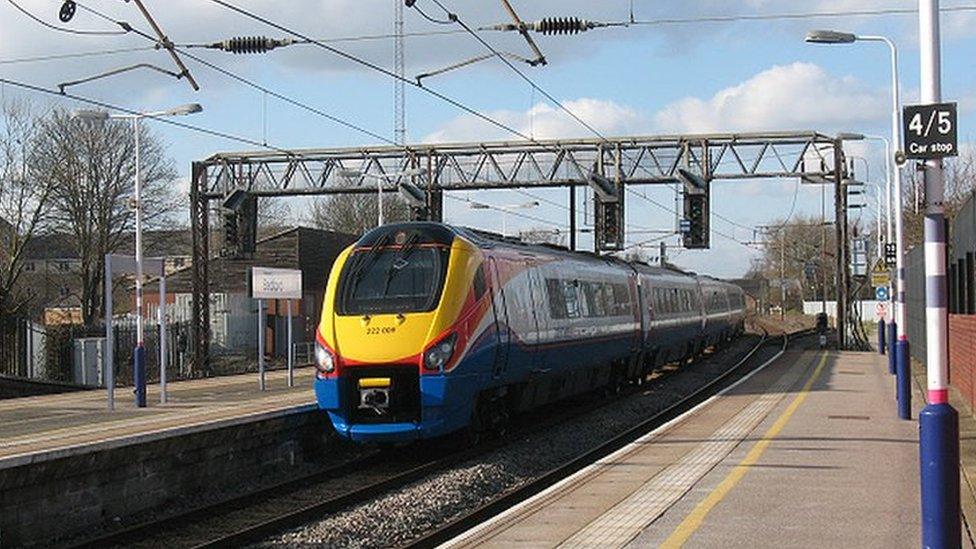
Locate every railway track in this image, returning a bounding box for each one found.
[401,329,807,549]
[64,330,781,549]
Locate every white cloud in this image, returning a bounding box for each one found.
[426,62,887,142]
[423,98,648,143]
[652,62,885,133]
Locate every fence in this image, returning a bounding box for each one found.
[905,191,976,404]
[0,317,58,380]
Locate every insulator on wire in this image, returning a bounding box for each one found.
[532,17,592,35]
[212,36,296,54]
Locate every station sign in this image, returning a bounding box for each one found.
[250,267,303,299]
[903,102,958,160]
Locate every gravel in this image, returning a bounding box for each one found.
[259,334,769,548]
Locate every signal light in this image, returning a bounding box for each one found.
[683,193,709,249]
[223,212,239,250]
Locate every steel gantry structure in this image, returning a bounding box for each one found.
[189,131,854,371]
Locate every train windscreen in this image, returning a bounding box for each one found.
[337,242,450,315]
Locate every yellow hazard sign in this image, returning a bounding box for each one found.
[871,259,890,287]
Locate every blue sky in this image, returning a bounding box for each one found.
[2,0,975,277]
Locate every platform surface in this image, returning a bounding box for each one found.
[445,347,948,548]
[0,368,316,469]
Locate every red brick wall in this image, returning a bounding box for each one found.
[949,315,976,412]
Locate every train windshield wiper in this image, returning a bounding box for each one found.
[381,232,422,295]
[350,232,392,283]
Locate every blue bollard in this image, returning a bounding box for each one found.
[888,322,897,375]
[919,402,961,548]
[878,319,886,354]
[133,344,147,408]
[895,339,911,420]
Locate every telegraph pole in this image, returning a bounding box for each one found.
[917,0,960,546]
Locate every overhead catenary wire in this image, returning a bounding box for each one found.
[0,76,296,154]
[68,0,398,147]
[200,0,692,238]
[423,0,779,247]
[623,4,976,27]
[4,0,127,35]
[204,0,545,147]
[0,46,155,65]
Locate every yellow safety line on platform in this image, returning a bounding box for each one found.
[660,351,829,549]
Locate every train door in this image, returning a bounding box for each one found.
[488,258,509,379]
[630,273,643,353]
[527,262,547,371]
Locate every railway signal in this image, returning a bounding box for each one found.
[678,169,710,249]
[588,171,625,252]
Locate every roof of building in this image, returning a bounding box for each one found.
[22,229,193,261]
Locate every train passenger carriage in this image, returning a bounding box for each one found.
[313,222,746,444]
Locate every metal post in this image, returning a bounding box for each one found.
[133,116,146,408]
[821,181,827,315]
[287,299,294,388]
[834,139,848,349]
[917,1,961,545]
[377,176,384,226]
[159,274,167,404]
[569,185,576,251]
[257,298,266,391]
[871,36,913,417]
[879,318,886,354]
[104,255,114,410]
[780,229,786,319]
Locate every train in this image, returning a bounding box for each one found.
[313,222,746,444]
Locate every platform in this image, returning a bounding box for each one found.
[444,347,952,548]
[0,367,316,468]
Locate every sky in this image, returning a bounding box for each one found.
[1,0,975,278]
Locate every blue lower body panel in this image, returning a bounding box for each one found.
[314,373,480,443]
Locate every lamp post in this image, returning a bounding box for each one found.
[863,135,897,368]
[807,29,910,418]
[72,103,202,408]
[338,168,426,227]
[468,200,540,236]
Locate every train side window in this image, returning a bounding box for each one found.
[563,280,581,318]
[582,282,605,317]
[601,283,615,316]
[612,283,630,315]
[473,265,487,301]
[545,278,567,319]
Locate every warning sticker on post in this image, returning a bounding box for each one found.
[903,102,958,160]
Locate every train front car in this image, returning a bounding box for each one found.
[313,223,492,443]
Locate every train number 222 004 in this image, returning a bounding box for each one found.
[366,326,396,335]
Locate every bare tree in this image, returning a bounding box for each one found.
[30,109,178,325]
[902,148,976,247]
[0,100,50,319]
[749,215,839,309]
[310,185,410,236]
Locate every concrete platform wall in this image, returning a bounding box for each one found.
[0,408,330,547]
[0,375,88,400]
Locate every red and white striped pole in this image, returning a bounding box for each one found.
[917,0,960,546]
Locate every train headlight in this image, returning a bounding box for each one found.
[315,341,336,376]
[424,333,457,372]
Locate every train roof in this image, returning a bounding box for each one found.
[355,222,739,289]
